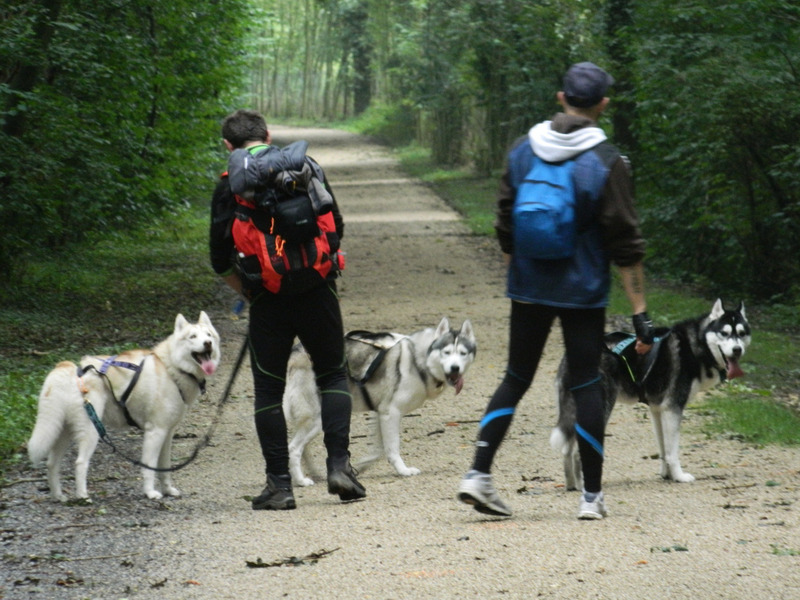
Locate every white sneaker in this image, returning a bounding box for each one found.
[578,490,607,520]
[457,470,512,517]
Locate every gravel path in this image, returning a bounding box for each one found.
[2,126,799,600]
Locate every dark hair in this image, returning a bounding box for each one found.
[221,109,268,149]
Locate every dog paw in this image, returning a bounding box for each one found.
[146,490,164,500]
[290,471,316,486]
[65,496,92,506]
[397,467,421,477]
[662,467,695,483]
[164,486,182,497]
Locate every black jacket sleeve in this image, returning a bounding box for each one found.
[209,177,236,276]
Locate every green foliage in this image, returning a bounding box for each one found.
[0,369,45,459]
[344,102,417,145]
[2,206,218,358]
[467,0,605,170]
[701,387,800,447]
[0,0,250,279]
[634,0,800,302]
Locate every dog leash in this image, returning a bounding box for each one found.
[78,333,250,473]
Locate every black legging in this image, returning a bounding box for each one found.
[471,301,606,492]
[248,282,352,477]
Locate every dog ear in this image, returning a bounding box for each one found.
[459,319,475,342]
[737,301,746,319]
[435,317,450,337]
[710,298,724,320]
[174,313,188,331]
[199,311,212,326]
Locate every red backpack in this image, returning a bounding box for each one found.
[225,142,344,295]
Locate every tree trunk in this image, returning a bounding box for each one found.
[3,0,64,137]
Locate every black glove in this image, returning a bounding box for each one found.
[632,312,655,345]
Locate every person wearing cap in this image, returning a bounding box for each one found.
[457,62,654,520]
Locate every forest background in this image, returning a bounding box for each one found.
[1,0,799,460]
[3,0,799,305]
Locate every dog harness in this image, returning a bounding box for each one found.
[77,355,207,430]
[604,330,669,404]
[77,356,147,428]
[345,332,413,412]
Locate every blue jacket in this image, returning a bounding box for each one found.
[501,116,642,308]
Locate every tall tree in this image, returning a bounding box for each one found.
[2,0,63,138]
[605,0,637,155]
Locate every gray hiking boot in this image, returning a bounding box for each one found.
[252,473,296,510]
[457,470,512,517]
[326,454,366,502]
[578,490,607,520]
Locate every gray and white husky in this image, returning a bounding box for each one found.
[28,312,220,502]
[284,317,476,485]
[550,299,750,489]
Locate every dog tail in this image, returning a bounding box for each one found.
[549,426,571,456]
[27,362,76,465]
[283,346,320,426]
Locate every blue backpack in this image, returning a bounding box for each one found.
[512,157,576,260]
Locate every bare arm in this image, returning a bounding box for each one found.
[222,273,244,296]
[618,262,647,315]
[618,262,652,354]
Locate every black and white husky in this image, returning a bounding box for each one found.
[284,317,476,486]
[550,299,750,489]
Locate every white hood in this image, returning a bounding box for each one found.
[528,120,607,163]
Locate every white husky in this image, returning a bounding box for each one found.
[284,317,476,485]
[27,312,220,502]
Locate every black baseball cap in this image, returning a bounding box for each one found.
[563,62,614,108]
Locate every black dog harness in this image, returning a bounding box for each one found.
[77,355,147,428]
[603,331,670,403]
[345,332,409,412]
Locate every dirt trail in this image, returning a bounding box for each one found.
[2,126,799,599]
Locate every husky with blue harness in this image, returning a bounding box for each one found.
[550,298,750,490]
[27,312,220,502]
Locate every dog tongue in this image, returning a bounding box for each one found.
[727,359,744,379]
[201,359,217,376]
[454,376,464,395]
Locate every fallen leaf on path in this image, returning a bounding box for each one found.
[246,548,340,568]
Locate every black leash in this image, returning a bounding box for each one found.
[81,334,250,472]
